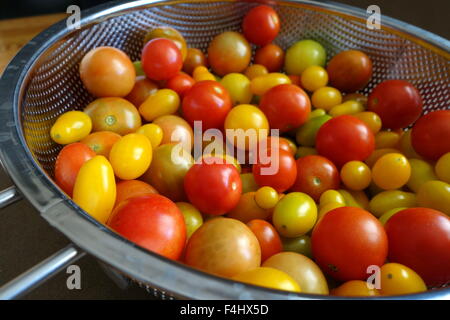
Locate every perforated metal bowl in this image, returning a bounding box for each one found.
[0,0,449,300]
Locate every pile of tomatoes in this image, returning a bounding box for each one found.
[50,5,450,297]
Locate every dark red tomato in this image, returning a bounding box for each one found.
[247,219,283,262]
[254,44,285,72]
[242,5,280,46]
[385,208,450,287]
[312,206,388,281]
[288,75,303,88]
[125,76,158,107]
[316,115,375,168]
[252,148,297,193]
[182,80,232,130]
[141,38,182,81]
[291,155,340,202]
[107,194,186,260]
[367,80,423,130]
[166,72,195,98]
[184,157,242,215]
[259,84,311,133]
[55,142,96,197]
[327,50,372,93]
[411,110,450,161]
[183,48,208,75]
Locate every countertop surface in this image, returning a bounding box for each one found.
[0,0,448,300]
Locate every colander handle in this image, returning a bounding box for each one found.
[0,186,22,208]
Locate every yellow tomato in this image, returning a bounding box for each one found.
[244,64,268,80]
[319,190,346,209]
[352,111,382,134]
[417,180,450,216]
[295,146,317,159]
[365,148,400,168]
[250,73,291,96]
[224,104,269,150]
[139,89,180,122]
[338,189,363,208]
[50,111,92,144]
[318,202,344,221]
[340,161,371,191]
[398,129,422,159]
[331,280,380,297]
[329,100,364,117]
[192,66,216,82]
[380,263,427,295]
[308,108,326,120]
[220,73,252,105]
[375,131,401,149]
[255,186,279,209]
[311,86,342,111]
[73,155,116,223]
[232,267,301,293]
[300,65,328,92]
[136,123,163,149]
[109,133,152,180]
[435,152,450,183]
[347,190,370,210]
[378,207,407,225]
[407,158,438,192]
[369,190,416,217]
[372,153,411,190]
[176,202,203,238]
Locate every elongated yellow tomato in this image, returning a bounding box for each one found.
[331,280,380,297]
[435,152,450,183]
[352,111,382,134]
[328,100,364,117]
[372,153,411,190]
[220,73,252,105]
[369,190,416,217]
[73,156,116,223]
[232,267,301,293]
[338,189,362,208]
[136,123,163,149]
[375,131,401,149]
[407,158,438,192]
[340,161,371,191]
[193,66,216,82]
[109,133,152,180]
[378,207,407,225]
[139,89,180,121]
[417,180,450,216]
[50,111,92,144]
[319,190,345,209]
[250,73,291,96]
[300,65,328,92]
[380,263,427,295]
[311,86,342,111]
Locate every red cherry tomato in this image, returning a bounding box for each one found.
[252,148,297,193]
[182,81,232,130]
[55,143,96,197]
[242,5,280,46]
[107,194,186,260]
[367,80,423,130]
[259,84,311,133]
[385,208,450,287]
[411,110,450,161]
[291,155,340,202]
[254,44,285,72]
[316,115,375,168]
[247,219,283,262]
[184,157,242,215]
[166,72,195,97]
[141,38,183,81]
[312,206,388,282]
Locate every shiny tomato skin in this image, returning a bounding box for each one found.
[141,38,183,81]
[247,219,283,262]
[166,72,195,98]
[291,155,340,202]
[312,206,388,281]
[242,5,280,46]
[259,84,311,133]
[254,44,285,72]
[184,157,242,215]
[316,115,375,168]
[107,194,186,260]
[55,142,96,196]
[368,80,423,130]
[385,208,450,287]
[411,110,450,161]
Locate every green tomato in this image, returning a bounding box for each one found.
[176,202,203,238]
[417,180,450,216]
[281,235,312,258]
[379,207,407,226]
[272,192,317,238]
[407,158,437,193]
[368,190,417,217]
[240,173,260,194]
[296,114,332,147]
[133,61,145,76]
[220,73,252,105]
[308,108,327,120]
[284,40,326,75]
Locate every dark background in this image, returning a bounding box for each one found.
[0,0,448,300]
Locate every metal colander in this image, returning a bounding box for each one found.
[0,0,449,300]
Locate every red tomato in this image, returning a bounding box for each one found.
[312,206,388,281]
[184,157,242,215]
[411,110,450,161]
[327,50,372,93]
[367,80,423,130]
[291,155,340,202]
[141,38,182,81]
[252,148,297,193]
[182,81,232,130]
[55,143,96,196]
[259,84,311,133]
[166,72,195,98]
[385,208,450,287]
[254,44,285,72]
[261,136,296,156]
[247,219,283,262]
[242,5,280,46]
[125,76,158,107]
[316,115,375,168]
[107,194,186,260]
